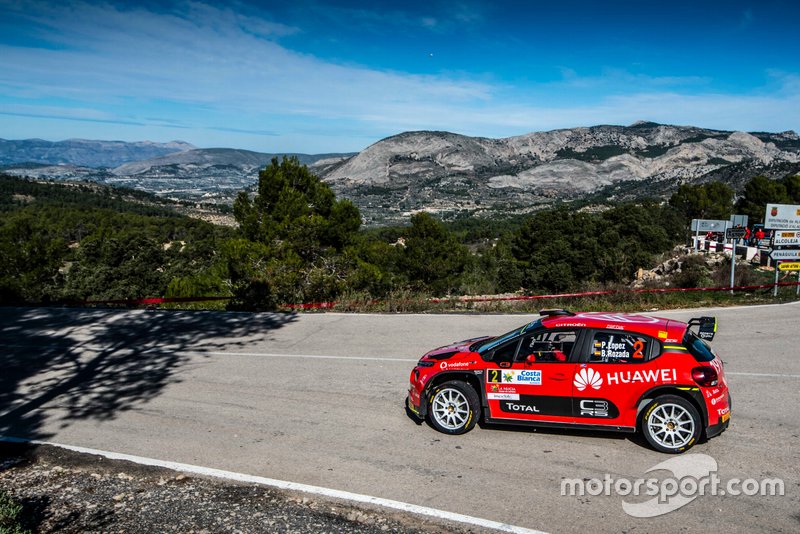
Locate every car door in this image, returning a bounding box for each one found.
[484,329,581,423]
[572,329,663,428]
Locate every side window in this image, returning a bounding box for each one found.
[516,330,578,363]
[588,331,659,363]
[490,339,520,365]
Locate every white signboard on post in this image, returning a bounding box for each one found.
[729,214,749,228]
[764,204,800,230]
[691,219,728,232]
[773,230,800,246]
[769,249,800,261]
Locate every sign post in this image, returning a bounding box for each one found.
[729,214,749,229]
[772,260,800,297]
[777,261,800,296]
[724,227,746,294]
[774,266,780,297]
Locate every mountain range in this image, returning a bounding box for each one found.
[0,138,195,167]
[3,122,799,225]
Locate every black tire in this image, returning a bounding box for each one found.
[427,380,480,435]
[640,395,702,453]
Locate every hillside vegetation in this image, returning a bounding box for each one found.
[1,159,798,310]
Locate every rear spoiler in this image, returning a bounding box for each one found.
[688,316,717,341]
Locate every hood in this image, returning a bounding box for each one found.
[422,336,490,360]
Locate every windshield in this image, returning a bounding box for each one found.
[469,319,542,354]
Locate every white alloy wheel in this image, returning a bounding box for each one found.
[641,395,702,453]
[427,381,479,435]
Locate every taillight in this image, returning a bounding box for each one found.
[692,366,719,387]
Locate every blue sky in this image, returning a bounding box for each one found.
[0,0,798,153]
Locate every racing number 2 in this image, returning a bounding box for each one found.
[632,340,645,359]
[487,369,501,383]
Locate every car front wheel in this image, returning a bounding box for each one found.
[428,381,480,435]
[640,395,702,453]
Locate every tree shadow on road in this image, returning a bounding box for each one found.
[0,307,296,441]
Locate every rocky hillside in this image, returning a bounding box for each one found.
[112,148,349,175]
[3,147,354,205]
[316,122,800,224]
[4,124,799,225]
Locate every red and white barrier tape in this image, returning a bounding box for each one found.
[81,281,800,310]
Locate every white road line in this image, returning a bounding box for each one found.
[0,436,546,534]
[653,299,800,315]
[726,371,800,378]
[6,343,800,375]
[0,344,416,363]
[197,351,417,363]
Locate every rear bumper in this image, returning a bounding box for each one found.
[706,416,730,439]
[706,392,731,439]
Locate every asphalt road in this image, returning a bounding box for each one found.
[1,303,798,533]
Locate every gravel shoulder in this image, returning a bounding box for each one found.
[0,443,478,533]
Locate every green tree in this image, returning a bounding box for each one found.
[230,157,364,307]
[0,212,67,304]
[734,175,790,223]
[395,213,469,296]
[668,182,734,220]
[780,173,800,203]
[234,157,360,256]
[509,204,683,293]
[219,238,276,310]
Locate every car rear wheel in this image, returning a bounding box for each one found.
[428,381,480,435]
[641,395,702,453]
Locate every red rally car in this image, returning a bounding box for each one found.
[406,309,730,453]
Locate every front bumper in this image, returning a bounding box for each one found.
[406,388,428,419]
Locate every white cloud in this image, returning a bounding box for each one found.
[0,0,797,152]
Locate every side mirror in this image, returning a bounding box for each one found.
[525,354,537,363]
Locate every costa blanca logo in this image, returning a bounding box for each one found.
[497,370,543,385]
[574,367,603,391]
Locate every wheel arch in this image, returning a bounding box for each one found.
[635,385,708,430]
[425,372,482,403]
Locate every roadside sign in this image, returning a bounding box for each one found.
[773,230,800,246]
[778,262,800,271]
[769,249,800,261]
[725,227,747,239]
[764,204,800,230]
[729,214,748,228]
[691,219,728,232]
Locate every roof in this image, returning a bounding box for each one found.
[543,311,681,335]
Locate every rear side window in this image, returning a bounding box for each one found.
[588,331,658,363]
[684,331,716,362]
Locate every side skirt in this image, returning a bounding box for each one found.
[483,416,636,434]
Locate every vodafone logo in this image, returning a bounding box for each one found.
[439,361,471,370]
[574,367,603,391]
